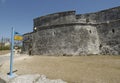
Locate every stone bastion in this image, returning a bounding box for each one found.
[22,6,120,55]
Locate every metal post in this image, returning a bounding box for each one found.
[1,37,3,50]
[9,27,14,77]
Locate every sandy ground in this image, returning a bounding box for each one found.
[0,55,120,83]
[0,50,10,55]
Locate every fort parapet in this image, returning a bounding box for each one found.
[22,6,120,55]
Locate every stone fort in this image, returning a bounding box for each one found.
[22,6,120,55]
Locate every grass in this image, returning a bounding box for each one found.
[1,55,120,83]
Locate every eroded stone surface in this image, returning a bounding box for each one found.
[22,6,120,55]
[8,74,67,83]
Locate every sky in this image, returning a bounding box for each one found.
[0,0,120,38]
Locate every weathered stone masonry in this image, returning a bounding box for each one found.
[22,6,120,55]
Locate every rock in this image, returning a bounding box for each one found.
[0,73,11,82]
[8,74,67,83]
[0,78,6,83]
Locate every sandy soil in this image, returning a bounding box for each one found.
[0,55,120,83]
[0,50,10,55]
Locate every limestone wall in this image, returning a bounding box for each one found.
[22,6,120,55]
[22,32,34,54]
[76,13,97,24]
[31,25,99,55]
[76,6,120,24]
[97,20,120,55]
[33,11,76,29]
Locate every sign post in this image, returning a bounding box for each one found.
[8,28,23,78]
[9,27,14,77]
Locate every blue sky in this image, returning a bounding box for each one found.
[0,0,120,38]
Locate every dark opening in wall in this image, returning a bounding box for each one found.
[89,30,92,33]
[99,44,102,49]
[112,29,115,33]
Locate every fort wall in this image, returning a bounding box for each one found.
[33,11,76,28]
[97,20,120,55]
[76,6,120,24]
[22,6,120,55]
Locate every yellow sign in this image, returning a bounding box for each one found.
[14,35,23,41]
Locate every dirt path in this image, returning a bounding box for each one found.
[0,55,10,66]
[0,50,10,55]
[1,55,120,83]
[0,54,29,74]
[0,54,27,65]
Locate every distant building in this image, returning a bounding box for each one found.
[4,42,10,46]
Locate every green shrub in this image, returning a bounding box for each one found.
[0,46,10,50]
